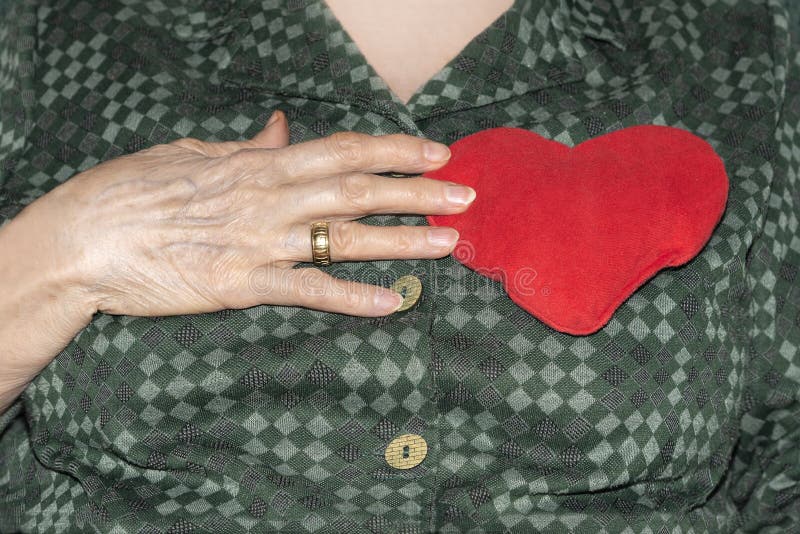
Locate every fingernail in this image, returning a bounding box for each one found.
[266,111,280,126]
[427,227,459,247]
[424,142,451,162]
[446,184,476,205]
[375,289,404,313]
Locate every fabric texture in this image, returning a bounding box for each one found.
[0,0,798,532]
[426,125,729,335]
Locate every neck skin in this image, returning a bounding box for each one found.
[324,0,515,105]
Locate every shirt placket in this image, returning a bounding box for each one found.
[214,0,629,530]
[216,3,447,530]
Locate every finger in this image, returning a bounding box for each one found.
[235,265,404,316]
[281,174,476,221]
[269,131,452,179]
[282,221,459,262]
[284,268,405,316]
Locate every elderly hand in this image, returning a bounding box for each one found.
[0,111,475,404]
[38,111,475,318]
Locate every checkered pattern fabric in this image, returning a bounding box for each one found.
[0,0,799,532]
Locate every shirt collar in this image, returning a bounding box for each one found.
[225,0,628,121]
[406,0,628,118]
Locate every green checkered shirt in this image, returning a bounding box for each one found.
[1,0,799,532]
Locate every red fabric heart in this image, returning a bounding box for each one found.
[425,126,728,335]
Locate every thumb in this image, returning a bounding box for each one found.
[248,110,290,149]
[193,111,290,157]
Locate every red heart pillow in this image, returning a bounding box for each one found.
[425,126,728,335]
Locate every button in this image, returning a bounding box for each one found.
[389,275,422,312]
[385,433,428,469]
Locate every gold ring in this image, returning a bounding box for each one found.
[310,221,331,266]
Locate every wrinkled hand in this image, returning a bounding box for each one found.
[42,111,475,318]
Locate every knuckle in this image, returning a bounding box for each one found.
[339,174,375,210]
[408,178,434,204]
[173,175,200,193]
[326,132,366,165]
[231,150,286,187]
[272,147,305,179]
[393,230,417,255]
[329,222,357,257]
[384,135,419,163]
[227,148,253,168]
[343,287,363,310]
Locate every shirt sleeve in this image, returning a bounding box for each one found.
[0,0,38,435]
[728,44,800,530]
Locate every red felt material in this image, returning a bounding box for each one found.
[425,126,729,335]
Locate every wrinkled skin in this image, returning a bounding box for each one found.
[0,110,475,411]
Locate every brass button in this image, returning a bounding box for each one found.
[385,433,428,469]
[389,275,422,312]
